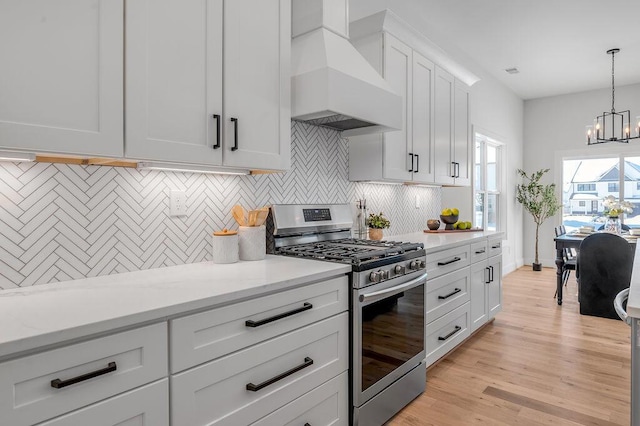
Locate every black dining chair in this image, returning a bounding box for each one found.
[576,233,633,319]
[554,226,576,299]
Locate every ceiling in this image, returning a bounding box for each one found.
[350,0,640,100]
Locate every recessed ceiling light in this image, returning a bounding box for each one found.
[505,67,519,74]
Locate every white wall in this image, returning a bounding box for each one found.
[524,82,640,267]
[350,0,525,273]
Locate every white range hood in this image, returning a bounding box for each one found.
[291,0,402,137]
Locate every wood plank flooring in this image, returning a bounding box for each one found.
[388,266,632,425]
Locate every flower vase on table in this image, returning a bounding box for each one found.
[604,216,622,234]
[602,195,633,235]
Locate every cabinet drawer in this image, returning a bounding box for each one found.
[39,379,169,426]
[488,238,503,257]
[425,302,470,367]
[470,241,488,264]
[171,313,349,426]
[251,371,348,426]
[0,323,167,426]
[426,267,470,324]
[426,245,470,279]
[170,276,348,373]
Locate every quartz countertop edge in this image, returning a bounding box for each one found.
[0,255,351,360]
[389,230,505,253]
[627,243,640,318]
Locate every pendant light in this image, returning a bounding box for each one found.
[586,48,640,145]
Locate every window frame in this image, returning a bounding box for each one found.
[473,129,505,233]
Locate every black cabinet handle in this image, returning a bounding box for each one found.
[245,303,313,328]
[230,117,239,151]
[475,249,485,254]
[438,288,461,300]
[246,357,313,392]
[451,161,456,177]
[438,325,462,341]
[489,265,494,282]
[491,244,501,249]
[485,267,491,284]
[415,154,419,173]
[304,424,311,426]
[212,114,221,149]
[51,362,117,389]
[437,256,461,266]
[455,162,460,178]
[409,153,414,172]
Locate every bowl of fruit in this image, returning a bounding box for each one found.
[440,208,459,230]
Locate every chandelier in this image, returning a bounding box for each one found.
[586,48,640,145]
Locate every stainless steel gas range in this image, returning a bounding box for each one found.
[267,204,427,426]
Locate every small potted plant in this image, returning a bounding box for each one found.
[367,212,390,240]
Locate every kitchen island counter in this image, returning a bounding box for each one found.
[0,256,350,360]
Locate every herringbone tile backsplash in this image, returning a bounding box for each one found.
[0,122,440,289]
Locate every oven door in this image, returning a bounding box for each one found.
[352,271,427,407]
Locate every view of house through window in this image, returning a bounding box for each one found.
[474,132,503,231]
[562,156,640,231]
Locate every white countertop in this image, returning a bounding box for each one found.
[389,230,505,253]
[0,256,350,360]
[627,244,640,318]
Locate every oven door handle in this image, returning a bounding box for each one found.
[359,272,428,304]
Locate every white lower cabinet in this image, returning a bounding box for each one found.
[171,313,349,426]
[251,371,348,426]
[425,303,470,366]
[470,238,503,333]
[38,379,169,426]
[0,323,167,426]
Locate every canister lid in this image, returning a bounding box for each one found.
[213,228,238,236]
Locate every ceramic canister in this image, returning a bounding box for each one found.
[238,225,266,261]
[212,229,239,264]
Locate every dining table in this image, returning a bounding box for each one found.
[554,232,637,305]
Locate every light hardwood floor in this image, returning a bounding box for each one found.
[389,266,631,425]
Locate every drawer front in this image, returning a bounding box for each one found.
[426,245,470,280]
[488,238,503,257]
[251,371,348,426]
[470,240,488,264]
[39,379,169,426]
[171,276,348,373]
[0,323,167,426]
[426,267,470,324]
[425,302,470,367]
[171,313,349,426]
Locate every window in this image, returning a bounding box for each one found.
[562,156,640,231]
[577,183,595,191]
[474,132,503,232]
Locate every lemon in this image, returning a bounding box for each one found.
[458,222,467,230]
[465,221,472,229]
[451,208,459,216]
[441,208,452,216]
[453,222,459,229]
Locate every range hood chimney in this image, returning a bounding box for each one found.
[291,0,402,137]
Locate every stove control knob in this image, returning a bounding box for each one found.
[418,260,426,269]
[409,260,420,270]
[369,271,382,283]
[382,270,390,280]
[394,265,405,275]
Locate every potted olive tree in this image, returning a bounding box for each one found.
[516,168,561,271]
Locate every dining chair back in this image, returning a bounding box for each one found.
[577,233,634,319]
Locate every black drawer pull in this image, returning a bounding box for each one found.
[408,153,414,172]
[246,357,313,392]
[230,117,239,151]
[475,249,485,254]
[245,303,313,328]
[451,161,456,177]
[304,424,311,426]
[491,244,501,249]
[415,154,419,173]
[51,362,117,389]
[485,266,491,284]
[438,325,462,341]
[212,114,221,149]
[438,288,461,300]
[437,256,461,266]
[489,265,494,282]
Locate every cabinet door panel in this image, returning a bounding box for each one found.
[411,52,435,183]
[223,0,290,170]
[126,0,223,164]
[434,67,454,184]
[454,80,471,185]
[488,256,502,319]
[382,34,412,181]
[470,261,488,332]
[0,0,123,157]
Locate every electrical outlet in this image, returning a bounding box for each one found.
[415,195,420,208]
[170,190,187,216]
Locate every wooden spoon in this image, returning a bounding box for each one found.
[231,204,246,226]
[255,209,269,226]
[248,210,258,226]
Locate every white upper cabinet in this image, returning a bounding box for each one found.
[125,0,291,171]
[0,0,124,157]
[453,79,471,186]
